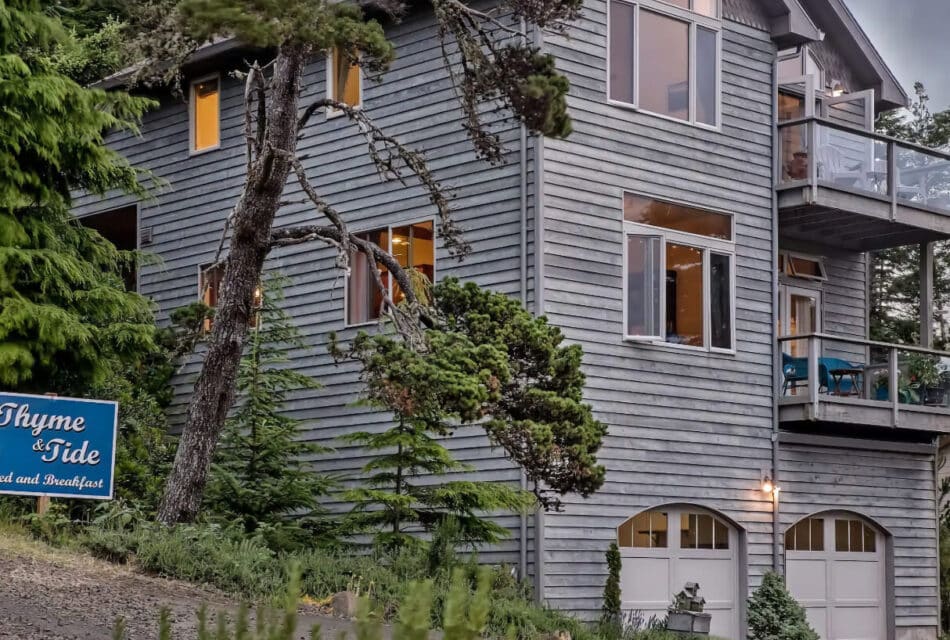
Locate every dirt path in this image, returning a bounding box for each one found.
[0,531,363,640]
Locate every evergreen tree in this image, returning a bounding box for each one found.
[600,542,622,627]
[747,572,818,640]
[204,277,333,551]
[334,278,607,548]
[340,327,532,548]
[0,0,156,392]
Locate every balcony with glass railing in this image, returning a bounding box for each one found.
[777,116,950,251]
[778,333,950,433]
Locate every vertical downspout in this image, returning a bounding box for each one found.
[770,55,782,574]
[518,16,530,585]
[531,23,547,606]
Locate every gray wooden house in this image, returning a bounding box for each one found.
[76,0,950,638]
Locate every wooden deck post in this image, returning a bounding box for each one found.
[920,242,935,349]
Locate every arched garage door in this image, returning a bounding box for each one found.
[617,507,739,639]
[785,513,886,640]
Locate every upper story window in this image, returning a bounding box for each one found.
[190,75,220,153]
[347,220,435,325]
[623,193,734,351]
[779,252,827,282]
[609,0,721,127]
[328,47,362,114]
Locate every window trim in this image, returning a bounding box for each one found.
[343,217,437,328]
[618,506,733,553]
[622,193,736,354]
[780,251,828,282]
[326,47,363,119]
[606,0,723,130]
[189,73,222,155]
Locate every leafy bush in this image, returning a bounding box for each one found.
[747,572,818,640]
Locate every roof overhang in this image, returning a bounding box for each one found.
[95,38,265,91]
[760,0,823,48]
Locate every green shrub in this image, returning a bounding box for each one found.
[747,572,818,640]
[601,542,622,627]
[132,524,283,597]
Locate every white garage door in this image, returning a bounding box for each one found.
[786,514,886,640]
[618,507,739,639]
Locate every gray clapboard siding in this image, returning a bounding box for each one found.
[75,7,537,566]
[779,441,939,630]
[536,1,777,616]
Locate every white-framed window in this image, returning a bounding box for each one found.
[785,517,825,551]
[189,74,221,153]
[608,0,721,128]
[779,251,828,282]
[623,192,735,352]
[346,219,435,326]
[327,47,362,117]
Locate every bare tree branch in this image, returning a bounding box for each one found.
[297,97,469,259]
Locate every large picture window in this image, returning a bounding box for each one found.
[347,220,435,325]
[609,0,721,127]
[623,193,734,351]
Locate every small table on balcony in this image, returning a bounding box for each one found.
[829,368,864,397]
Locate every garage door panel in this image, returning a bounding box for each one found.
[786,558,828,602]
[803,608,828,639]
[672,558,735,608]
[830,607,881,640]
[620,556,670,608]
[831,560,883,603]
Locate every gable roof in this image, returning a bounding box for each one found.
[799,0,908,111]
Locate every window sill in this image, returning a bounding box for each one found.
[623,337,737,357]
[189,144,221,157]
[606,99,722,133]
[326,103,362,120]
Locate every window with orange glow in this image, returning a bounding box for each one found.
[330,48,361,108]
[199,264,263,331]
[347,221,435,325]
[192,77,220,152]
[624,193,734,350]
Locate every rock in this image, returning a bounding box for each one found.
[543,631,571,640]
[331,590,358,618]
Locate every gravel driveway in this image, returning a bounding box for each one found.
[0,532,364,640]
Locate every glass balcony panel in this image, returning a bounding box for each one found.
[780,124,809,184]
[815,125,880,197]
[896,145,950,212]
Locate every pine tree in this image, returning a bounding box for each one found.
[600,542,622,627]
[334,278,607,548]
[340,327,532,549]
[747,572,818,640]
[204,276,333,551]
[0,0,156,392]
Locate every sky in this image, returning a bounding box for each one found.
[842,0,950,111]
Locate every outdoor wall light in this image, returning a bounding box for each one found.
[830,80,845,97]
[762,475,780,497]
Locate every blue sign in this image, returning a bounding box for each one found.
[0,392,118,500]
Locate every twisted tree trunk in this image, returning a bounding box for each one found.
[157,46,306,524]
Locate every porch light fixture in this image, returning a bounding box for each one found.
[762,475,780,497]
[830,80,845,97]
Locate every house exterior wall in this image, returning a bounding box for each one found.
[71,0,941,636]
[778,437,940,634]
[536,0,778,618]
[73,10,536,567]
